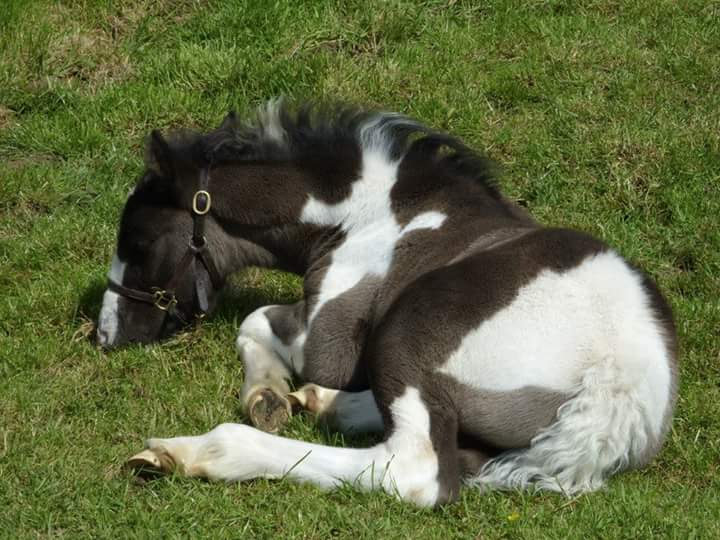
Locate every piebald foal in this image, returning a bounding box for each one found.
[97,102,678,506]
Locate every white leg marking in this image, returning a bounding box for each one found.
[382,386,440,505]
[97,253,126,347]
[236,335,292,403]
[236,306,296,405]
[140,387,440,506]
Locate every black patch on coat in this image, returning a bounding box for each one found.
[265,303,305,347]
[301,275,380,391]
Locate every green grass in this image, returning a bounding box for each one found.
[1,0,719,537]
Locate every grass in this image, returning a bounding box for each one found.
[1,0,719,537]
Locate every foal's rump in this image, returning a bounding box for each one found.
[377,227,677,493]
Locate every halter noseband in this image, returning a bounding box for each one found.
[107,168,224,326]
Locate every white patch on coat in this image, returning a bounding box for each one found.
[402,211,446,234]
[143,386,440,506]
[381,386,441,506]
[300,116,447,321]
[96,253,126,347]
[357,112,421,153]
[437,250,673,494]
[438,250,671,430]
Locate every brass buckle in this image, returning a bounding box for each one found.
[192,190,211,215]
[151,288,177,311]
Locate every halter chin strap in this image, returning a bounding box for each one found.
[107,167,224,326]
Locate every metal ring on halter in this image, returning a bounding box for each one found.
[151,288,178,311]
[192,190,212,215]
[189,235,207,252]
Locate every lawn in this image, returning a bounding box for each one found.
[1,0,719,537]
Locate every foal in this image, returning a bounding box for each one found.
[97,102,678,506]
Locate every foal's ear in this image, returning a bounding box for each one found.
[147,130,174,178]
[219,110,239,130]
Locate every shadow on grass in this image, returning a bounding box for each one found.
[212,282,286,324]
[77,279,107,321]
[71,278,106,345]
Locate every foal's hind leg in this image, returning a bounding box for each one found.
[289,384,383,434]
[236,303,305,432]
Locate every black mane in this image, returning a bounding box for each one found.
[144,100,501,197]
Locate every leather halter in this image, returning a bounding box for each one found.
[107,168,223,326]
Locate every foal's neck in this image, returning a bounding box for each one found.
[207,161,346,276]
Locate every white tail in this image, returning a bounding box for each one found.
[470,355,663,494]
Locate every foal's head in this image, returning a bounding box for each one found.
[96,130,226,348]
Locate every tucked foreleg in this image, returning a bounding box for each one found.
[127,386,453,507]
[236,304,306,432]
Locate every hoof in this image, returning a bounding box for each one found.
[247,388,292,433]
[288,384,336,416]
[125,448,175,477]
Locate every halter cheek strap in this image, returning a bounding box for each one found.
[107,167,224,326]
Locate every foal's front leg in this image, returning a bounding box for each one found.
[236,304,306,432]
[126,386,449,507]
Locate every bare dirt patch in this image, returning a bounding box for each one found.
[107,0,203,39]
[46,28,133,92]
[5,154,57,170]
[0,106,15,130]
